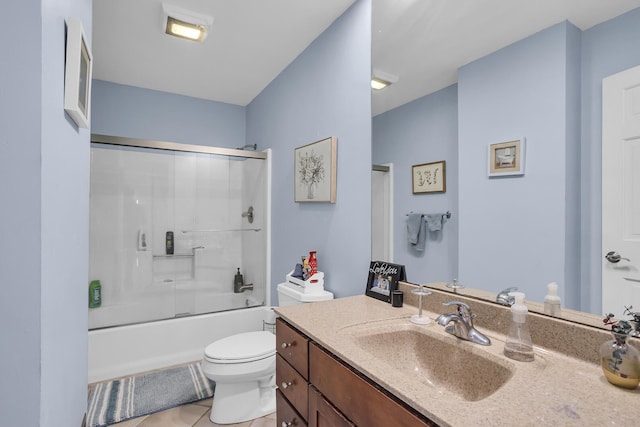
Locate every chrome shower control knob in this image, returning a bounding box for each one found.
[281,342,292,349]
[281,381,292,389]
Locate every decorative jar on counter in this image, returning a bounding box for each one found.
[600,320,640,389]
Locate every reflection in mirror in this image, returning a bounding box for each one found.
[371,3,640,325]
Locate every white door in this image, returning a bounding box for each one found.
[372,165,393,262]
[602,64,640,317]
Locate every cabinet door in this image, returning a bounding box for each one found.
[277,318,309,379]
[309,385,354,427]
[309,343,437,427]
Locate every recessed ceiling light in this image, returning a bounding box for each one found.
[162,3,213,42]
[371,70,398,91]
[166,16,207,42]
[371,77,391,90]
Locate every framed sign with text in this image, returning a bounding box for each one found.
[365,261,407,303]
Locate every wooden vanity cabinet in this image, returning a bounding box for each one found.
[276,318,437,427]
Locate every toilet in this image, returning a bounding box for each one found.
[201,282,333,424]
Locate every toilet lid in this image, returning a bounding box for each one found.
[204,331,275,363]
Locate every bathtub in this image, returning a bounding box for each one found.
[88,294,273,383]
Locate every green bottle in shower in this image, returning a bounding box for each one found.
[89,280,102,308]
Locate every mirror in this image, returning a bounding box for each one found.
[371,1,640,325]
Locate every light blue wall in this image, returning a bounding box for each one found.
[247,0,372,302]
[92,80,246,148]
[372,85,458,284]
[580,7,640,314]
[0,0,91,425]
[0,1,42,425]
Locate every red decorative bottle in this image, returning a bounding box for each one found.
[308,251,318,277]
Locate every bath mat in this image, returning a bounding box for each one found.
[86,362,215,427]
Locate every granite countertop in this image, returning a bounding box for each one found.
[275,295,640,427]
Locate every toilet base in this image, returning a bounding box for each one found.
[209,375,276,424]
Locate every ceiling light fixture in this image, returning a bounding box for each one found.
[371,70,398,90]
[162,3,213,42]
[371,77,391,90]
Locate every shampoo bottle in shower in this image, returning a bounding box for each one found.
[166,231,174,255]
[89,280,102,308]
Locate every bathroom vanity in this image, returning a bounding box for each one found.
[276,318,434,426]
[274,290,640,427]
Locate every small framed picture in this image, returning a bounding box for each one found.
[64,17,92,129]
[365,261,406,303]
[412,161,446,194]
[488,138,525,177]
[294,136,337,203]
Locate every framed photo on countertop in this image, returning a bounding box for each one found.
[365,261,407,303]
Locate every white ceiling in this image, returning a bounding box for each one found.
[93,0,640,117]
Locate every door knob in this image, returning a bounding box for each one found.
[605,251,630,263]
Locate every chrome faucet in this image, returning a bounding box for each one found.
[496,287,518,306]
[435,301,491,346]
[235,283,254,293]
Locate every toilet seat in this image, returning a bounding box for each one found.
[204,331,275,364]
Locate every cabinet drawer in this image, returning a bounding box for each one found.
[308,385,354,427]
[277,390,308,427]
[276,318,309,379]
[277,354,309,421]
[309,343,437,427]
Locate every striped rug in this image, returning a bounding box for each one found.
[87,362,215,427]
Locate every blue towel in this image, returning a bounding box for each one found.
[406,213,423,244]
[414,219,426,251]
[407,213,427,251]
[425,213,444,231]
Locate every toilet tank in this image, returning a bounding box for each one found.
[277,283,334,307]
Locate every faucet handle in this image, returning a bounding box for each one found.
[442,301,474,323]
[496,287,518,306]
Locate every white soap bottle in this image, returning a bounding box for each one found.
[503,292,534,362]
[544,282,561,317]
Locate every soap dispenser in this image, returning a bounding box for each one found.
[504,292,534,362]
[544,282,561,317]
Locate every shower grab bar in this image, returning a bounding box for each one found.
[181,228,262,233]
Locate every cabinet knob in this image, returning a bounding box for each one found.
[282,421,293,427]
[281,342,293,349]
[281,381,292,389]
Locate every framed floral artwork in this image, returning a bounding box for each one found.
[412,160,446,194]
[294,136,337,203]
